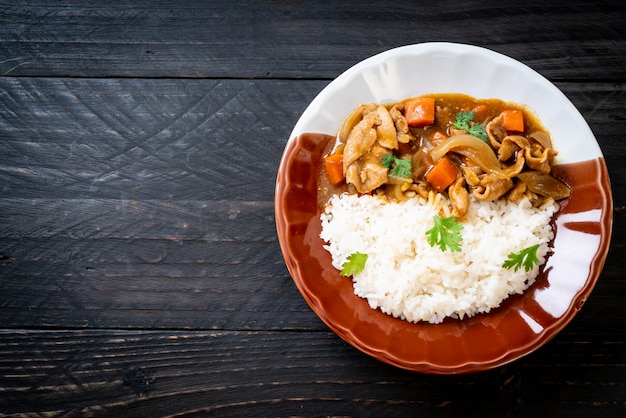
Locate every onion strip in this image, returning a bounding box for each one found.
[517,171,571,200]
[430,134,507,177]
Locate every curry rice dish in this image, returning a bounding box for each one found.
[319,93,570,324]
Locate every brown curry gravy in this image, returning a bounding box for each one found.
[318,93,551,207]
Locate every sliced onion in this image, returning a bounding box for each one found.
[387,174,413,185]
[411,148,429,178]
[528,131,552,150]
[517,171,571,200]
[337,104,367,144]
[430,134,505,177]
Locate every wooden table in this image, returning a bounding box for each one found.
[1,1,624,416]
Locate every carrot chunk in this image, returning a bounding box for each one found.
[404,97,436,127]
[471,104,488,120]
[501,109,524,133]
[323,153,345,185]
[426,157,457,193]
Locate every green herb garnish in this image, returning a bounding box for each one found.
[382,154,412,178]
[452,111,487,142]
[340,252,368,277]
[502,244,540,272]
[452,111,475,129]
[425,215,464,252]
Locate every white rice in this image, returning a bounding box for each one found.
[320,193,558,324]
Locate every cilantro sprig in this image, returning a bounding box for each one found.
[381,154,412,178]
[502,244,540,272]
[340,252,368,277]
[425,215,464,252]
[452,111,487,142]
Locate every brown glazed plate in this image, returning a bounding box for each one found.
[275,43,613,374]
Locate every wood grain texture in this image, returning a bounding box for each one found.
[0,330,623,416]
[1,0,625,416]
[0,78,323,201]
[0,0,624,79]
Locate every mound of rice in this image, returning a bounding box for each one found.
[320,193,558,324]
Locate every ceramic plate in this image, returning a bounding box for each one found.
[275,43,612,373]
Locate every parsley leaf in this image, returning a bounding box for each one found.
[340,252,368,277]
[425,215,464,252]
[381,154,395,169]
[452,111,475,129]
[392,159,412,178]
[452,111,487,142]
[381,154,412,178]
[468,124,487,142]
[502,244,540,272]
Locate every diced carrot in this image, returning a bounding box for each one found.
[404,97,436,127]
[500,109,524,133]
[431,131,448,144]
[471,104,488,120]
[426,157,457,193]
[323,153,344,185]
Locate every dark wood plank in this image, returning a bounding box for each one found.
[0,77,325,201]
[0,200,277,241]
[0,329,623,416]
[1,0,624,79]
[1,78,624,200]
[0,199,320,330]
[0,244,319,331]
[560,82,626,156]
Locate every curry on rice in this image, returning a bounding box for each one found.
[321,93,570,219]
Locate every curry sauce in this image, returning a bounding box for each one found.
[319,93,570,218]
